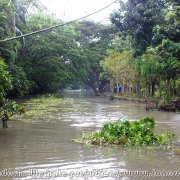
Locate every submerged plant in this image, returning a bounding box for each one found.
[73,117,175,146]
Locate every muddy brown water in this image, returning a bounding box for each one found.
[0,92,180,180]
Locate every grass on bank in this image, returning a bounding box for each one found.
[73,117,175,147]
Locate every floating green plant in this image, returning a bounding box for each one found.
[73,117,175,146]
[11,94,70,123]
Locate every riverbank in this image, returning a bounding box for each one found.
[109,94,180,112]
[112,94,147,104]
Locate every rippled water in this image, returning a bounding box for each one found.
[0,92,180,180]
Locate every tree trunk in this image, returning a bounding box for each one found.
[167,78,171,101]
[151,79,155,97]
[172,79,177,96]
[145,79,148,97]
[115,78,119,94]
[137,80,141,97]
[92,86,100,96]
[99,80,109,93]
[148,83,151,97]
[88,81,100,96]
[121,84,124,94]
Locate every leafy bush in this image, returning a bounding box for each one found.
[0,58,12,95]
[74,117,174,146]
[0,58,24,128]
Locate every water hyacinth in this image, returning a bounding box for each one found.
[11,94,70,123]
[73,117,175,146]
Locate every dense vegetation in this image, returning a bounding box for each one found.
[0,0,179,127]
[73,117,175,146]
[108,0,180,102]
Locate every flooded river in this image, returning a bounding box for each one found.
[0,92,180,179]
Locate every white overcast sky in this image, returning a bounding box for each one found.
[40,0,126,23]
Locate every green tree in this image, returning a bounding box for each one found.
[0,58,23,128]
[153,0,180,45]
[157,40,180,100]
[0,0,31,96]
[102,50,137,93]
[17,13,80,93]
[136,48,162,97]
[110,0,180,100]
[110,0,165,56]
[75,21,116,95]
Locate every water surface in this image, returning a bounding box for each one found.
[0,92,180,179]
